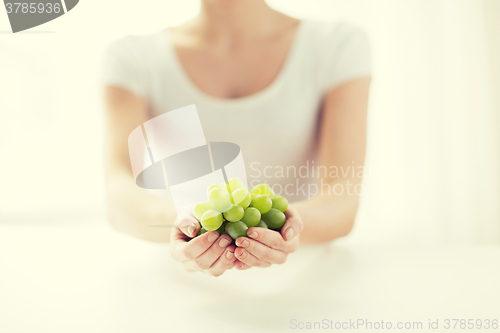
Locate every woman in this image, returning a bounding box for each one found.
[103,0,371,277]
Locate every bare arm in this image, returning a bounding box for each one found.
[294,77,371,244]
[233,77,371,269]
[104,86,177,242]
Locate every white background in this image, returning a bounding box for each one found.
[1,3,500,332]
[1,0,499,244]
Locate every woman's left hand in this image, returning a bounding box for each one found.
[233,205,304,270]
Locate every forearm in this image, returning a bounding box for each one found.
[293,183,359,244]
[293,78,370,244]
[105,171,178,243]
[103,86,181,242]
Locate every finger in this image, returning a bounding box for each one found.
[194,234,233,270]
[182,260,201,272]
[234,247,277,267]
[205,245,236,277]
[234,257,272,269]
[280,205,304,241]
[256,261,272,268]
[234,260,252,270]
[171,230,219,262]
[176,210,200,238]
[246,228,285,251]
[235,237,287,264]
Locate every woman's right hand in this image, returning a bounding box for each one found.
[170,210,236,277]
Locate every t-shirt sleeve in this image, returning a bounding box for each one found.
[101,36,148,98]
[318,22,372,93]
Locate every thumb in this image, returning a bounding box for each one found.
[177,206,200,238]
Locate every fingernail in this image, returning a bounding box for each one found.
[187,223,197,236]
[238,250,247,259]
[219,237,230,247]
[285,228,294,241]
[207,232,219,243]
[238,239,249,248]
[226,250,234,259]
[248,231,258,238]
[179,217,192,228]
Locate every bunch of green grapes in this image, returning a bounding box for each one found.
[192,178,288,240]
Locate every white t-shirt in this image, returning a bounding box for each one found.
[102,19,371,202]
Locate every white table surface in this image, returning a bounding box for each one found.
[1,219,499,333]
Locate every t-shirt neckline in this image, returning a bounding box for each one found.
[162,20,307,107]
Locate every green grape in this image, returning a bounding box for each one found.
[223,204,245,222]
[251,195,272,214]
[198,228,208,236]
[225,221,248,239]
[208,188,232,212]
[255,220,268,229]
[261,208,286,229]
[216,221,228,235]
[271,196,288,213]
[250,183,274,198]
[200,209,223,231]
[231,188,252,209]
[193,202,212,221]
[207,183,224,195]
[241,207,261,228]
[226,178,246,193]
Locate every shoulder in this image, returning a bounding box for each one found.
[101,31,166,98]
[302,20,371,93]
[305,19,370,51]
[104,30,166,62]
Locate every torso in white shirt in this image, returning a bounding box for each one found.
[102,19,371,202]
